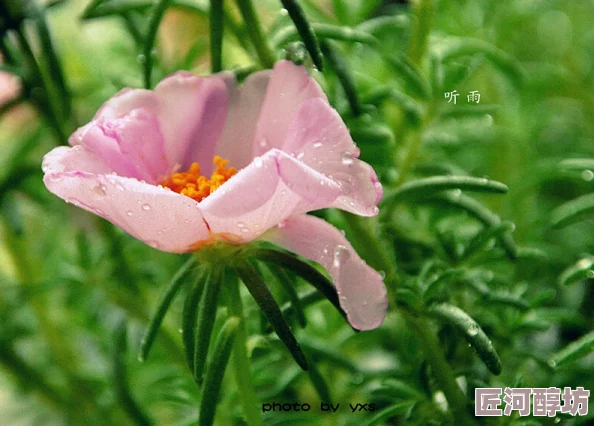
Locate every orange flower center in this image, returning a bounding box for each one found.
[161,156,236,202]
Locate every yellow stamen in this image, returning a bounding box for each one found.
[161,156,236,202]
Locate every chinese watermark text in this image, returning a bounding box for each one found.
[475,387,590,417]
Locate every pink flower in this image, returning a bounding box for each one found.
[42,60,387,330]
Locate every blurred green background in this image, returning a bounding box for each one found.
[0,0,593,425]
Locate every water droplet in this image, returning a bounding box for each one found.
[467,324,479,336]
[254,157,263,168]
[240,228,249,233]
[581,170,594,181]
[280,189,287,195]
[379,271,386,279]
[587,270,594,279]
[259,138,268,149]
[313,142,323,148]
[141,204,151,211]
[126,210,133,217]
[93,185,106,196]
[368,206,379,215]
[237,222,246,228]
[296,151,305,160]
[333,245,350,268]
[136,54,146,64]
[147,240,160,249]
[341,152,354,165]
[277,221,287,229]
[115,183,125,191]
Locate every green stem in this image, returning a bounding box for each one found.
[226,275,264,426]
[209,0,224,73]
[235,0,275,68]
[15,29,68,143]
[0,345,67,408]
[34,7,73,121]
[403,312,477,426]
[407,0,435,65]
[143,0,172,88]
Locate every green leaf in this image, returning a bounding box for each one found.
[235,259,308,370]
[360,86,423,125]
[181,270,206,371]
[429,303,502,375]
[384,53,431,99]
[139,257,197,362]
[558,158,594,172]
[272,23,377,47]
[433,37,525,86]
[113,318,153,426]
[264,264,307,328]
[383,176,508,206]
[559,256,594,286]
[430,192,517,260]
[551,193,594,228]
[460,221,516,262]
[280,0,323,70]
[359,402,416,426]
[193,267,224,383]
[307,362,332,402]
[357,15,409,38]
[549,330,594,369]
[251,248,344,320]
[197,316,240,426]
[321,40,361,116]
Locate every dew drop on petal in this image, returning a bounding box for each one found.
[126,210,133,217]
[333,245,350,268]
[254,157,263,168]
[141,204,151,211]
[379,270,386,279]
[93,185,106,196]
[237,222,246,228]
[582,170,594,181]
[341,152,354,165]
[296,152,305,160]
[313,142,323,149]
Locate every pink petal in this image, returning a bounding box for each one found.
[154,72,228,174]
[199,148,341,243]
[98,108,169,183]
[70,124,145,180]
[282,98,383,216]
[261,215,388,330]
[94,88,157,120]
[43,149,211,253]
[42,145,111,175]
[215,70,271,170]
[92,73,229,175]
[253,60,328,157]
